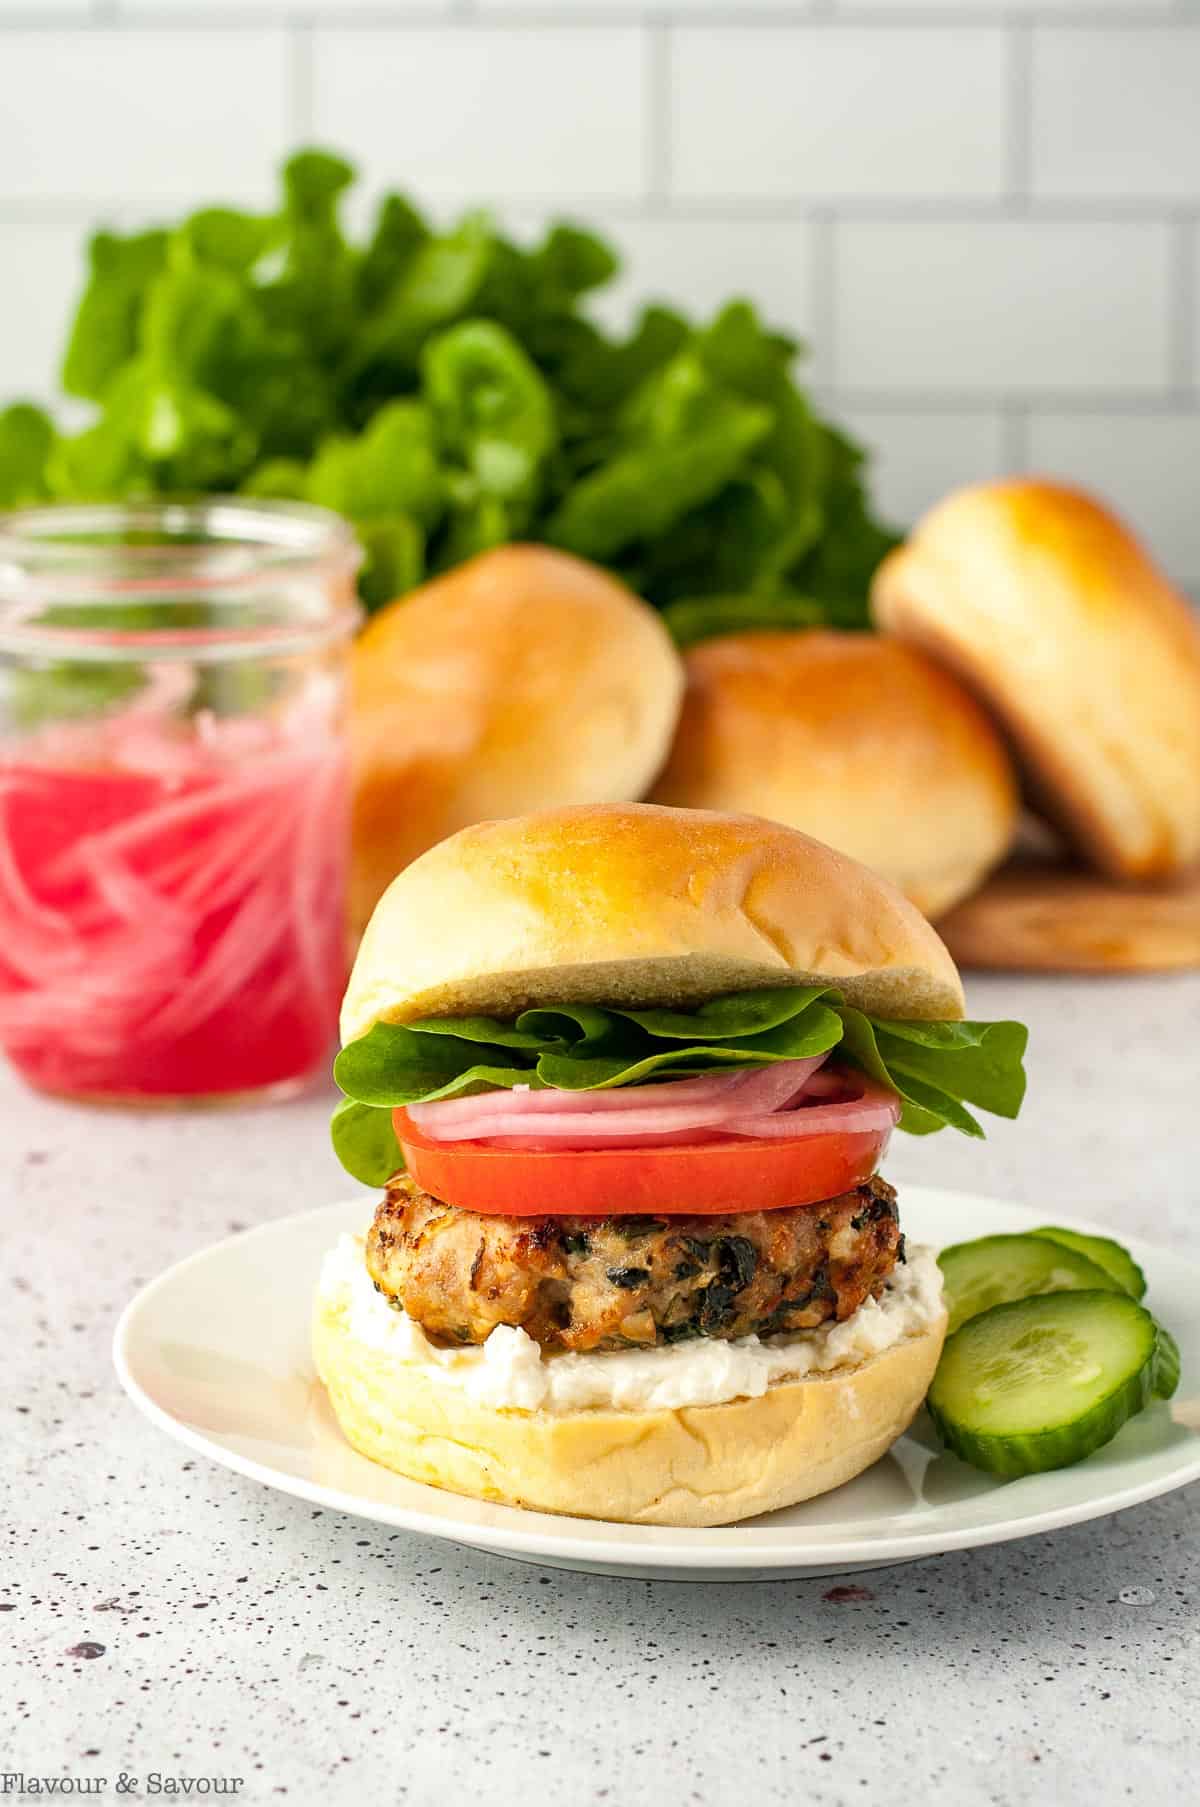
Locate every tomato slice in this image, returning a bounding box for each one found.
[394,1109,890,1217]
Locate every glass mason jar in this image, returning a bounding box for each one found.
[0,499,361,1105]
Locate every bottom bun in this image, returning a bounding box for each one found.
[937,858,1200,973]
[312,1293,947,1528]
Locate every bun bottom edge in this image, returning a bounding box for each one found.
[312,1296,948,1528]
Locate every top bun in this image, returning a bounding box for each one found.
[350,546,685,931]
[650,630,1018,919]
[872,479,1200,881]
[340,802,965,1044]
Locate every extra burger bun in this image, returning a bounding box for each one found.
[938,858,1200,973]
[871,479,1200,881]
[312,1289,946,1527]
[340,801,966,1043]
[350,546,685,931]
[650,630,1018,918]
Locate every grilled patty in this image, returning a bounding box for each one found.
[365,1174,902,1354]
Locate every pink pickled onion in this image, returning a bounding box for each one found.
[405,1057,825,1143]
[414,1063,749,1123]
[716,1076,901,1139]
[406,1057,825,1138]
[404,1055,901,1152]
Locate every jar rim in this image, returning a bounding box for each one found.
[0,497,363,659]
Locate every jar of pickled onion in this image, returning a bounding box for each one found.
[0,500,361,1105]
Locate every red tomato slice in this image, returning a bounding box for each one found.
[394,1109,890,1217]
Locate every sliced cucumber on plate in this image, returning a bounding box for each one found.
[928,1222,1180,1479]
[938,1233,1124,1335]
[1030,1226,1147,1301]
[928,1291,1167,1477]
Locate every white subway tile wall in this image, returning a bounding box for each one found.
[0,223,87,408]
[311,29,649,202]
[0,32,291,205]
[832,221,1173,394]
[831,409,1009,532]
[589,219,816,342]
[0,6,1196,592]
[670,30,1010,202]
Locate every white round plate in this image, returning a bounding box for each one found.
[113,1189,1200,1581]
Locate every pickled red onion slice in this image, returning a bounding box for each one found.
[403,1054,887,1147]
[406,1056,825,1135]
[715,1076,902,1138]
[466,1072,900,1152]
[0,699,348,1097]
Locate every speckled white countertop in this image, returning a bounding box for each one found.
[3,972,1198,1806]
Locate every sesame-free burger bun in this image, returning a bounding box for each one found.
[312,1288,947,1527]
[650,631,1018,918]
[350,546,685,931]
[937,858,1200,973]
[871,480,1200,881]
[340,802,966,1043]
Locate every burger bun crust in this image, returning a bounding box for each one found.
[651,630,1018,918]
[872,479,1200,881]
[350,546,685,931]
[340,802,967,1043]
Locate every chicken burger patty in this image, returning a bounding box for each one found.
[366,1174,902,1354]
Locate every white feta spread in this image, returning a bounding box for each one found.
[318,1234,944,1416]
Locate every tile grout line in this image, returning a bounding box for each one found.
[812,391,1200,415]
[1007,18,1034,208]
[0,196,1195,226]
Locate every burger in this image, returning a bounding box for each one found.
[315,804,1027,1526]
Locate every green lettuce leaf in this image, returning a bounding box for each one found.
[329,986,1028,1185]
[331,1098,404,1190]
[0,403,54,505]
[423,320,556,514]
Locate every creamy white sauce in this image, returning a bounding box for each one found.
[318,1234,944,1416]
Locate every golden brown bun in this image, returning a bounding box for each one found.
[350,546,685,931]
[871,479,1200,881]
[313,1289,946,1527]
[938,858,1200,973]
[650,630,1018,918]
[340,802,966,1042]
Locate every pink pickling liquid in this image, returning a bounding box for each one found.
[0,708,348,1100]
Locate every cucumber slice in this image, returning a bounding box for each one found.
[1031,1226,1146,1301]
[939,1233,1124,1335]
[927,1291,1160,1477]
[1153,1324,1182,1400]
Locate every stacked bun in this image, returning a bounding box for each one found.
[346,482,1199,973]
[650,630,1018,920]
[872,480,1200,971]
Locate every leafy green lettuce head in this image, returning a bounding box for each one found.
[8,148,896,634]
